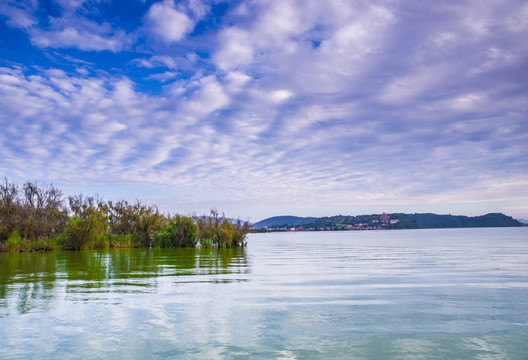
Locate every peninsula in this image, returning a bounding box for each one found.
[253,213,522,231]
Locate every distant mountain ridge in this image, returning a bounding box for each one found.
[253,216,318,229]
[253,213,521,230]
[407,213,521,228]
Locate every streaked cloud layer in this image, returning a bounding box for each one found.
[1,0,527,221]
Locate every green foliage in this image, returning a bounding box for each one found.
[253,216,318,229]
[218,220,235,247]
[387,214,419,229]
[408,213,521,228]
[194,210,249,248]
[132,210,165,248]
[152,216,198,248]
[199,238,213,248]
[232,218,250,247]
[6,230,23,251]
[63,209,109,250]
[107,200,164,247]
[1,178,249,251]
[53,231,68,247]
[2,230,58,252]
[107,233,133,248]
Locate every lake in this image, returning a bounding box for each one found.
[1,227,527,359]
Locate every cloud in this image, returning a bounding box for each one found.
[145,71,179,82]
[0,0,133,52]
[133,55,179,70]
[213,27,254,71]
[178,75,231,119]
[1,0,527,220]
[0,65,237,190]
[0,0,37,29]
[30,21,132,52]
[377,65,450,105]
[145,0,195,43]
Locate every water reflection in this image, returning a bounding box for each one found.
[0,247,248,314]
[0,251,58,314]
[1,229,528,359]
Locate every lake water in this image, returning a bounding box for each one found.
[1,227,527,359]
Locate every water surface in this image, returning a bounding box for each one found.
[1,228,527,359]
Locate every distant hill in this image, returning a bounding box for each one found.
[408,213,521,228]
[254,216,318,229]
[254,212,521,230]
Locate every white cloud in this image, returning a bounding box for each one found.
[378,66,449,105]
[224,71,252,93]
[506,3,528,32]
[145,71,179,82]
[269,89,293,102]
[1,0,527,220]
[55,0,86,12]
[213,0,397,104]
[0,0,133,52]
[0,67,237,189]
[182,75,230,117]
[0,1,37,29]
[145,0,195,43]
[214,27,254,70]
[187,0,209,18]
[31,24,131,52]
[448,93,486,111]
[134,55,178,69]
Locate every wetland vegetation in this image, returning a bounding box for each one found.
[0,178,249,252]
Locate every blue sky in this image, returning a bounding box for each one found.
[1,0,527,222]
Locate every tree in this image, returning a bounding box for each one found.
[63,208,109,250]
[107,200,164,247]
[152,215,198,247]
[0,178,67,246]
[194,210,249,248]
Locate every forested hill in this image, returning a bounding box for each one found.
[254,213,521,230]
[254,216,318,229]
[407,213,521,228]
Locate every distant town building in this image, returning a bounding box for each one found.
[380,212,389,223]
[390,219,400,224]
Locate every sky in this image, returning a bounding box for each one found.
[0,0,527,222]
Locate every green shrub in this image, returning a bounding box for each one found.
[63,209,109,250]
[199,238,213,248]
[1,178,248,251]
[194,210,249,248]
[132,212,165,248]
[41,236,59,250]
[218,220,235,247]
[29,238,55,251]
[53,231,68,247]
[6,230,23,251]
[231,218,250,247]
[108,233,132,248]
[152,216,198,248]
